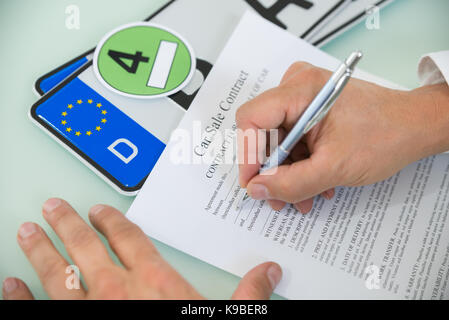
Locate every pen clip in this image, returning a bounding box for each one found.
[303,72,351,134]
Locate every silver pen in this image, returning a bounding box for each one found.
[236,51,363,209]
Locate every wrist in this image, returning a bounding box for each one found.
[407,83,449,158]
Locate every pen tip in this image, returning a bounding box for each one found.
[236,191,251,210]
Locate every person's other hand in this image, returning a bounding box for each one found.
[237,62,449,213]
[2,198,282,300]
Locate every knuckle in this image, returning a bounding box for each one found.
[282,62,311,84]
[301,66,326,83]
[148,269,173,294]
[40,258,66,285]
[293,61,310,68]
[66,225,97,250]
[136,259,172,294]
[277,178,290,195]
[92,267,128,299]
[287,61,309,75]
[107,223,139,249]
[235,104,248,126]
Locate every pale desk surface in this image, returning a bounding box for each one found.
[1,0,448,299]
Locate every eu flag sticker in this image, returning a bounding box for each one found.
[30,72,165,195]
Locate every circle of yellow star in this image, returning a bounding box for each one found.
[61,99,107,136]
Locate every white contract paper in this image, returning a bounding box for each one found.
[127,12,449,299]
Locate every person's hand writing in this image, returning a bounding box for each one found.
[237,62,449,213]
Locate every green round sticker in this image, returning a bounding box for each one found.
[93,22,196,99]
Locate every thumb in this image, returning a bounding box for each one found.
[231,262,282,300]
[247,155,334,204]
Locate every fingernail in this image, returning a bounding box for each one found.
[3,278,18,294]
[250,184,270,200]
[89,204,105,217]
[297,202,312,214]
[323,190,334,200]
[18,222,38,239]
[43,198,62,214]
[267,265,282,290]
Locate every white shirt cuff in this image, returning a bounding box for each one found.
[418,50,449,86]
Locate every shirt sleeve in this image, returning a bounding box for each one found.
[418,51,449,154]
[418,50,449,86]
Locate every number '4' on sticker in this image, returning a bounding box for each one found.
[107,50,149,74]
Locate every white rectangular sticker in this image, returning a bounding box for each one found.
[147,41,178,89]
